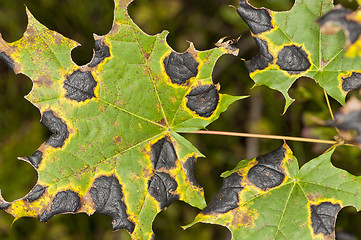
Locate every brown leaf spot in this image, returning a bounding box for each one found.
[34,76,53,88]
[231,206,256,228]
[157,118,167,127]
[114,136,122,144]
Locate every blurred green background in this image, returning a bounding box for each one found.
[0,0,360,239]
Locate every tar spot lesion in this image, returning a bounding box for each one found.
[148,172,179,209]
[151,137,177,170]
[39,190,81,222]
[202,173,243,214]
[41,111,69,148]
[245,37,274,73]
[89,175,135,232]
[163,52,199,85]
[24,150,43,168]
[0,52,14,70]
[186,84,219,117]
[310,202,341,236]
[276,45,311,75]
[64,70,97,102]
[24,185,46,203]
[88,39,111,67]
[237,0,273,35]
[184,156,202,188]
[342,72,361,91]
[0,203,11,210]
[247,145,286,191]
[318,6,361,45]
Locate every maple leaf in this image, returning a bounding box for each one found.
[186,143,361,240]
[236,0,361,111]
[0,0,242,239]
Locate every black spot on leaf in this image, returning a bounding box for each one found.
[163,52,199,85]
[88,39,111,67]
[39,190,81,222]
[186,85,219,117]
[151,137,177,170]
[90,176,135,232]
[148,172,179,209]
[245,37,274,73]
[202,173,243,214]
[24,185,46,203]
[24,150,43,168]
[0,52,14,70]
[276,45,311,74]
[342,72,361,91]
[0,203,10,210]
[318,7,361,44]
[237,0,273,35]
[41,111,69,148]
[310,202,341,235]
[64,70,97,102]
[183,156,201,188]
[247,145,286,191]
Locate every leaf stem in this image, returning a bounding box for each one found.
[324,89,334,120]
[189,130,347,145]
[322,144,338,154]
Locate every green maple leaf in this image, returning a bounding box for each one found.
[186,143,361,239]
[0,0,242,238]
[237,0,361,111]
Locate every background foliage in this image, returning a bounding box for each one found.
[0,0,360,239]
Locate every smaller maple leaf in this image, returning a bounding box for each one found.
[236,0,361,112]
[185,143,361,240]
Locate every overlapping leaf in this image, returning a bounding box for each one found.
[318,4,361,59]
[0,0,242,239]
[237,0,361,111]
[327,94,361,148]
[186,143,361,239]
